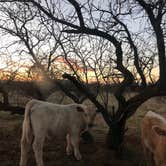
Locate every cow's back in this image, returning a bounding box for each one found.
[30,101,86,137]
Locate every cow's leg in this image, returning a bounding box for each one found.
[19,136,32,166]
[66,134,72,156]
[32,136,45,166]
[70,134,82,160]
[19,127,33,166]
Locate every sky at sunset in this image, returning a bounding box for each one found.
[0,0,160,82]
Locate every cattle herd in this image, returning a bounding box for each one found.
[19,99,166,166]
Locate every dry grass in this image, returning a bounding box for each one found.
[0,112,142,166]
[0,94,166,166]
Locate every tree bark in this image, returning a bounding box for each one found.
[155,25,166,90]
[106,118,126,150]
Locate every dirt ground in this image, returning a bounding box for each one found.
[0,111,147,166]
[1,96,166,166]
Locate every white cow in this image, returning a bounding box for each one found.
[141,111,166,166]
[19,99,97,166]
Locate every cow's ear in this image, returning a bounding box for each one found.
[152,125,166,136]
[76,106,84,112]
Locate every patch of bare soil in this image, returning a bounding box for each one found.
[0,113,146,166]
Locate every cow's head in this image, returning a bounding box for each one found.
[77,105,98,128]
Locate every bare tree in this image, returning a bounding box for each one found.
[0,0,165,150]
[136,0,166,89]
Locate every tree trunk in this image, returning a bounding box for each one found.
[155,25,166,90]
[106,118,126,150]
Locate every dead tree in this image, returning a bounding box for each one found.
[0,0,165,150]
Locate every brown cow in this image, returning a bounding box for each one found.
[141,111,166,166]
